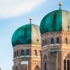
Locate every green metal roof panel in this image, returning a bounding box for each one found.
[40,10,70,34]
[62,10,70,31]
[51,50,57,54]
[12,24,41,47]
[12,24,31,46]
[32,24,41,44]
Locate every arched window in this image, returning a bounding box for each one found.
[14,52,16,57]
[43,55,47,70]
[64,38,68,44]
[39,51,41,56]
[15,66,18,70]
[64,59,66,70]
[34,65,40,70]
[69,39,70,44]
[43,55,47,61]
[56,37,60,43]
[17,51,19,56]
[42,40,45,46]
[67,60,69,70]
[34,50,37,56]
[21,50,24,55]
[26,49,30,55]
[51,38,54,44]
[45,39,47,45]
[44,62,47,70]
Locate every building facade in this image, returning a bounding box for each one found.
[12,18,41,70]
[40,3,70,70]
[11,3,70,70]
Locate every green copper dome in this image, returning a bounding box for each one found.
[12,24,41,47]
[40,10,70,34]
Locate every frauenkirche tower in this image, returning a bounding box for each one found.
[11,18,41,70]
[40,3,70,70]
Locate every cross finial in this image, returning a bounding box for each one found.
[59,2,62,10]
[29,17,32,24]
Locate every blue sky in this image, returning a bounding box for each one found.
[0,0,70,70]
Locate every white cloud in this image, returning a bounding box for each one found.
[0,0,46,18]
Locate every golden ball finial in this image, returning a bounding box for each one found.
[29,17,32,21]
[59,2,62,10]
[59,2,62,6]
[29,17,32,24]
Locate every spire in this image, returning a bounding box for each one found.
[29,17,32,24]
[59,2,62,10]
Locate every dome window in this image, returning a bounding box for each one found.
[64,38,68,44]
[39,51,41,56]
[15,66,18,70]
[14,52,16,57]
[67,60,69,70]
[26,49,30,55]
[17,51,19,56]
[51,38,54,44]
[64,59,66,70]
[45,39,47,45]
[42,40,45,46]
[21,50,24,55]
[44,62,47,70]
[34,50,37,56]
[56,37,60,43]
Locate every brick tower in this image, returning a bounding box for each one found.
[40,3,70,70]
[12,18,41,70]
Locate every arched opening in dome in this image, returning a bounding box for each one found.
[51,38,54,44]
[44,62,47,70]
[17,51,19,56]
[26,49,30,55]
[43,55,47,70]
[45,39,47,45]
[39,50,41,56]
[21,50,24,55]
[15,66,18,70]
[56,37,60,44]
[64,38,68,44]
[42,40,45,46]
[67,59,69,70]
[64,59,66,70]
[34,50,37,56]
[14,52,16,57]
[34,65,40,70]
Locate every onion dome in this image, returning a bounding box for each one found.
[40,3,70,34]
[12,18,41,47]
